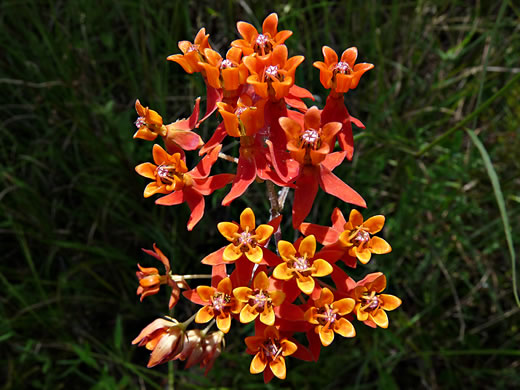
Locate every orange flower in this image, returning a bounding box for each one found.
[351,273,401,328]
[217,95,265,137]
[244,44,304,100]
[313,46,374,93]
[280,106,341,166]
[245,326,297,380]
[198,47,248,91]
[135,145,189,198]
[273,235,333,295]
[304,287,356,346]
[194,277,242,333]
[217,208,274,264]
[132,317,185,368]
[133,99,167,141]
[167,28,212,74]
[232,13,292,57]
[233,271,285,326]
[338,209,391,264]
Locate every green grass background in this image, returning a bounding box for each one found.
[2,0,519,389]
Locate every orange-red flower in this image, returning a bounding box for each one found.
[167,28,212,74]
[136,244,187,309]
[273,235,332,295]
[136,144,234,230]
[217,208,274,264]
[198,47,248,91]
[313,46,374,93]
[351,273,401,328]
[300,208,391,266]
[132,317,185,368]
[277,107,366,227]
[217,95,266,137]
[233,271,285,326]
[194,277,242,333]
[133,99,167,141]
[304,287,356,346]
[244,44,304,101]
[245,326,297,380]
[232,13,292,57]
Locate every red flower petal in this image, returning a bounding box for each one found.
[318,165,366,208]
[198,85,223,127]
[184,189,205,231]
[199,122,227,155]
[221,154,256,206]
[292,170,319,228]
[155,191,185,206]
[201,247,226,265]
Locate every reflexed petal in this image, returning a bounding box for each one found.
[269,357,286,379]
[245,246,264,264]
[233,287,252,302]
[240,207,256,230]
[293,172,320,228]
[217,277,233,295]
[217,222,239,241]
[250,352,267,374]
[221,153,257,206]
[184,190,205,231]
[253,271,270,290]
[311,259,333,277]
[363,215,385,233]
[380,294,402,311]
[299,235,316,258]
[369,236,391,254]
[255,224,274,244]
[332,298,355,315]
[341,47,358,67]
[334,317,356,338]
[270,290,286,306]
[273,263,293,280]
[223,243,242,262]
[370,309,389,328]
[318,326,334,346]
[216,314,231,333]
[196,286,216,302]
[299,223,339,246]
[195,306,214,323]
[315,287,334,307]
[260,307,275,326]
[296,275,315,295]
[354,247,372,264]
[240,304,259,323]
[318,165,366,208]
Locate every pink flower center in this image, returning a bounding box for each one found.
[212,292,231,313]
[249,289,271,311]
[220,59,234,69]
[265,65,279,78]
[317,306,338,326]
[256,34,269,47]
[353,230,370,245]
[134,116,146,128]
[235,106,247,117]
[292,256,310,272]
[262,339,281,359]
[334,61,352,74]
[156,165,177,183]
[186,44,198,53]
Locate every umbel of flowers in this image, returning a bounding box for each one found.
[132,13,401,383]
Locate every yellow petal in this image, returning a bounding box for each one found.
[349,209,364,227]
[332,298,355,316]
[217,222,239,241]
[216,314,231,333]
[318,326,335,346]
[380,294,402,311]
[356,306,369,322]
[233,287,252,302]
[245,246,263,263]
[260,307,275,326]
[369,236,392,254]
[223,243,242,262]
[270,290,286,306]
[315,287,334,307]
[370,274,387,293]
[217,277,233,295]
[254,224,274,244]
[152,144,170,165]
[269,357,286,379]
[304,307,318,324]
[250,352,267,374]
[299,235,316,258]
[363,215,385,234]
[273,263,294,280]
[311,259,333,277]
[240,304,259,323]
[135,163,157,179]
[278,240,296,262]
[296,275,315,295]
[354,246,372,264]
[195,306,214,323]
[334,317,356,338]
[281,339,297,356]
[240,207,256,230]
[370,309,389,328]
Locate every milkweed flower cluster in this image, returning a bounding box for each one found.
[131,13,401,383]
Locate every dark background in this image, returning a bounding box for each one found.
[2,0,519,389]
